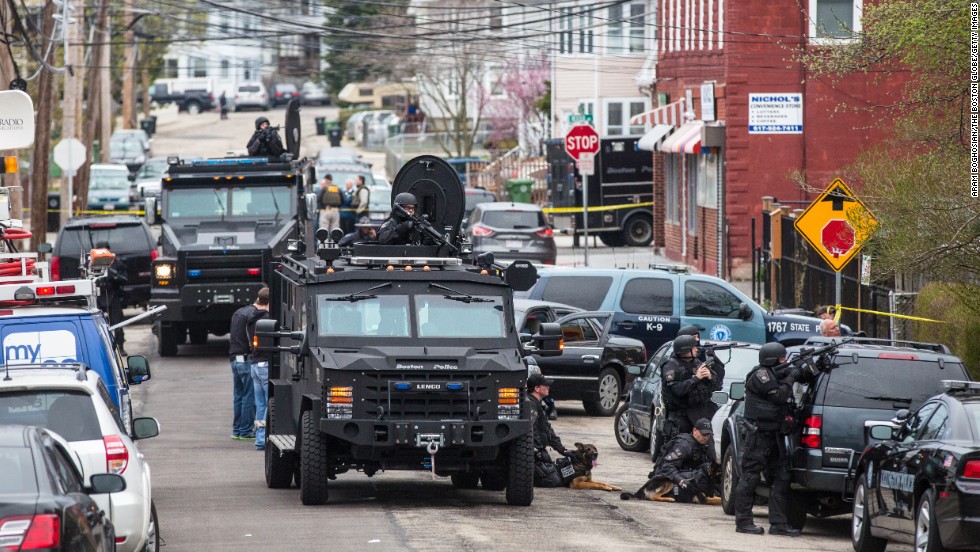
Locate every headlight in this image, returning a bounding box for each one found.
[154,263,174,280]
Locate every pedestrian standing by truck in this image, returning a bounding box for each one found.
[228,288,269,440]
[733,343,802,537]
[219,92,228,120]
[246,288,271,451]
[317,174,341,231]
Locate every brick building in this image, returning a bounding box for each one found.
[633,0,906,277]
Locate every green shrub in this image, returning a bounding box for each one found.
[912,282,980,379]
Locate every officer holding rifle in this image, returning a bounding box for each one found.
[661,328,726,445]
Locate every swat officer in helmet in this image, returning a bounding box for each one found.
[527,373,574,487]
[378,193,422,245]
[677,325,727,377]
[733,342,802,537]
[247,116,285,158]
[660,333,722,447]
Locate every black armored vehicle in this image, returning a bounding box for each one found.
[256,156,562,506]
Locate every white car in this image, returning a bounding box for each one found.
[234,82,270,111]
[372,173,390,187]
[0,365,160,552]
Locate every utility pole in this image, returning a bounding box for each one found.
[100,7,111,162]
[77,0,110,210]
[60,0,84,227]
[30,1,56,251]
[121,0,137,130]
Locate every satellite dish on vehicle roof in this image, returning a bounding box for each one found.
[391,155,465,245]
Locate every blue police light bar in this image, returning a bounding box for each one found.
[393,382,411,391]
[446,382,464,391]
[187,269,202,277]
[190,158,268,167]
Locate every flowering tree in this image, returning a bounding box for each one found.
[483,54,550,156]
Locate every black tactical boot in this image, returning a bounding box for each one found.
[769,525,801,537]
[735,525,765,535]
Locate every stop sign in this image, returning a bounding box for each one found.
[565,125,600,160]
[821,219,855,259]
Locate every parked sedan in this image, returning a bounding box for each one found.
[514,299,581,334]
[467,202,557,265]
[0,425,124,552]
[300,82,330,106]
[270,83,299,108]
[131,156,170,203]
[88,164,133,210]
[852,381,980,552]
[530,311,646,417]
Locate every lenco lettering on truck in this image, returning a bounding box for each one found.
[255,155,562,506]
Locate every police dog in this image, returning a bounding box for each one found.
[620,463,722,504]
[565,443,622,491]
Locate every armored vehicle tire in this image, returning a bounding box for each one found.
[265,398,294,489]
[188,328,208,345]
[480,469,506,491]
[614,402,649,452]
[505,432,534,506]
[583,368,621,417]
[624,215,654,247]
[300,409,329,505]
[721,447,738,515]
[157,324,178,357]
[450,472,480,489]
[599,232,627,247]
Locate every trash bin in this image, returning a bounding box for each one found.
[139,115,157,137]
[47,191,60,232]
[315,116,326,136]
[505,179,533,204]
[327,127,342,147]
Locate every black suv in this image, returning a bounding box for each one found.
[50,215,157,307]
[717,338,971,530]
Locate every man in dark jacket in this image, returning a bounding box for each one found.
[246,288,271,451]
[378,192,421,245]
[228,287,269,440]
[652,418,719,503]
[246,116,284,158]
[528,373,574,487]
[661,334,721,442]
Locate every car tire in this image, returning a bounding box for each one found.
[614,402,649,452]
[188,328,208,345]
[852,478,887,552]
[915,489,947,552]
[265,397,294,489]
[786,490,809,531]
[157,324,178,357]
[721,447,738,516]
[505,431,534,506]
[451,472,480,489]
[185,101,201,115]
[598,232,628,247]
[624,215,654,247]
[300,409,329,505]
[583,368,621,417]
[142,500,159,552]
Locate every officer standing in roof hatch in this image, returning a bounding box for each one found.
[378,193,422,245]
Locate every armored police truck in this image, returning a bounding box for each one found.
[256,156,561,506]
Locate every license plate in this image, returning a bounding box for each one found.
[505,240,521,249]
[214,294,234,304]
[103,204,115,210]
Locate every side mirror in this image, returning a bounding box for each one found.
[529,322,563,357]
[304,192,317,222]
[627,364,642,376]
[145,196,158,225]
[712,391,729,405]
[37,242,53,254]
[868,424,895,441]
[738,302,753,321]
[255,318,306,355]
[132,417,160,440]
[88,473,127,494]
[728,381,745,401]
[126,355,151,384]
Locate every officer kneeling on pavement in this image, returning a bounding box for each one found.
[528,373,574,487]
[734,342,802,537]
[653,418,720,504]
[661,333,724,443]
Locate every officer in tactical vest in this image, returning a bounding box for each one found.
[653,418,719,503]
[661,334,721,444]
[677,324,727,377]
[733,342,802,537]
[527,373,573,487]
[378,193,422,245]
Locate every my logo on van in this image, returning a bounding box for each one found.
[2,330,79,364]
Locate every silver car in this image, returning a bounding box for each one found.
[234,82,269,111]
[467,202,557,265]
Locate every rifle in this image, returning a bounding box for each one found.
[772,338,852,380]
[394,204,459,253]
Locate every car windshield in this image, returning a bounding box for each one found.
[166,186,292,218]
[321,171,373,188]
[137,160,168,178]
[0,447,36,493]
[369,188,391,211]
[0,390,102,442]
[61,224,149,255]
[465,192,495,212]
[90,170,130,190]
[111,140,143,154]
[541,276,613,311]
[482,210,545,229]
[317,293,506,338]
[821,358,965,410]
[230,186,293,217]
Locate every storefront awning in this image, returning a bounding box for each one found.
[629,99,685,126]
[658,121,703,154]
[637,124,674,151]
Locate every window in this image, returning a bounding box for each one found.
[821,360,963,411]
[686,156,698,234]
[417,295,506,338]
[220,59,230,79]
[62,224,150,255]
[918,404,949,441]
[489,6,503,30]
[607,2,645,54]
[540,276,612,311]
[665,155,680,223]
[96,380,125,433]
[0,449,36,493]
[559,8,573,54]
[481,210,546,229]
[190,57,207,78]
[902,402,939,443]
[51,445,84,493]
[606,100,646,136]
[359,88,374,97]
[164,59,178,79]
[230,186,293,217]
[0,391,102,442]
[811,0,862,39]
[578,8,594,53]
[560,318,599,343]
[318,295,410,337]
[620,278,673,315]
[684,281,742,318]
[696,154,719,209]
[577,100,594,117]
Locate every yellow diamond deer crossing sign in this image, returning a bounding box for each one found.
[794,178,877,272]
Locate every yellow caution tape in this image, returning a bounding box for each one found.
[24,208,146,216]
[834,304,946,324]
[542,201,654,214]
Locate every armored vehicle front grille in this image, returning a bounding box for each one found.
[356,371,497,421]
[184,254,265,283]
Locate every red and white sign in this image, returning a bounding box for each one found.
[577,153,595,176]
[564,124,600,161]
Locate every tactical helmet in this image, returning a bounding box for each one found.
[759,342,787,367]
[254,116,270,130]
[673,335,697,356]
[677,325,702,338]
[393,192,417,207]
